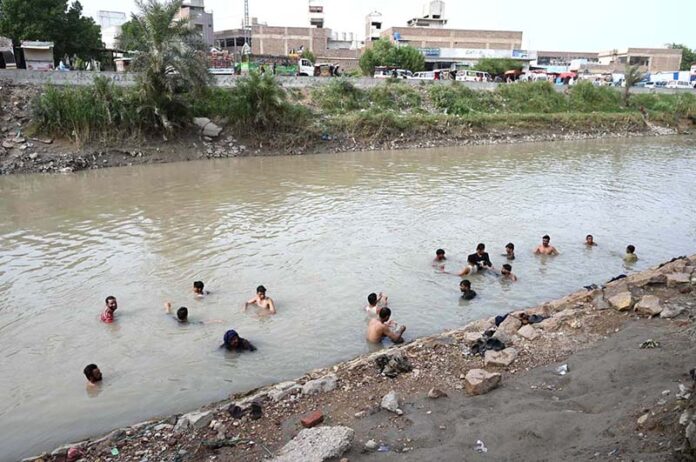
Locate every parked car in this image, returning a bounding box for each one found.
[455,70,490,82]
[665,80,693,90]
[644,81,656,89]
[374,67,413,79]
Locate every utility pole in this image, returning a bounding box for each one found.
[243,0,251,53]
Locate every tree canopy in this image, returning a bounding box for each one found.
[0,0,102,63]
[473,58,523,77]
[666,43,696,71]
[359,39,425,76]
[117,19,147,52]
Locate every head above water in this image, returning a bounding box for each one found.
[476,243,486,253]
[193,281,205,294]
[436,249,446,259]
[542,235,551,246]
[460,279,471,290]
[83,364,102,383]
[505,243,515,251]
[502,264,512,274]
[626,245,636,254]
[367,293,378,306]
[586,234,594,244]
[223,329,240,350]
[467,254,478,265]
[378,307,391,322]
[256,285,266,298]
[105,296,117,311]
[176,307,188,322]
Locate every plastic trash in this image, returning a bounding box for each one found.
[639,339,660,349]
[111,447,120,456]
[377,443,390,452]
[555,364,569,376]
[474,440,488,453]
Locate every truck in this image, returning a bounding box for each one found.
[239,55,315,76]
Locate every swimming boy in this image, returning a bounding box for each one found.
[500,264,518,281]
[460,279,477,300]
[244,285,276,314]
[624,245,638,263]
[164,302,222,324]
[470,243,493,268]
[503,243,515,260]
[585,235,597,246]
[364,292,388,316]
[193,281,209,296]
[433,249,447,270]
[221,329,257,352]
[101,296,118,323]
[366,307,406,344]
[83,364,102,385]
[534,235,559,255]
[458,254,481,276]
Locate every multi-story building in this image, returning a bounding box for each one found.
[597,48,682,73]
[96,10,127,50]
[177,0,214,47]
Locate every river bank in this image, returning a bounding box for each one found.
[0,81,690,176]
[24,255,696,462]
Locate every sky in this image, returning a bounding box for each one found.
[80,0,696,52]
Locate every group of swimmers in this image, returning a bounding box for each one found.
[83,235,640,386]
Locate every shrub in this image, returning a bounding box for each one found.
[567,81,623,112]
[366,81,422,111]
[311,78,366,113]
[428,82,501,115]
[495,81,567,113]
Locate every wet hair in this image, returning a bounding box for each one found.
[505,243,515,250]
[105,296,116,305]
[367,293,378,305]
[586,234,593,239]
[176,307,188,321]
[476,243,485,251]
[626,245,635,253]
[502,264,512,271]
[436,249,445,256]
[542,235,550,240]
[256,285,266,294]
[83,364,99,381]
[193,281,204,290]
[467,254,478,265]
[379,307,391,321]
[460,279,471,289]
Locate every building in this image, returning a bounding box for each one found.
[177,0,214,47]
[0,36,17,69]
[365,12,383,43]
[97,10,128,50]
[597,48,682,73]
[407,0,447,28]
[21,41,54,70]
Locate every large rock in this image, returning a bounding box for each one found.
[537,316,562,331]
[464,369,501,395]
[272,426,354,462]
[634,295,662,316]
[608,292,634,311]
[193,117,211,128]
[380,390,400,413]
[461,332,484,346]
[270,382,303,402]
[463,317,495,333]
[202,122,223,138]
[302,374,338,396]
[667,273,691,287]
[660,306,685,319]
[484,348,518,367]
[174,410,214,432]
[497,316,522,336]
[517,324,539,341]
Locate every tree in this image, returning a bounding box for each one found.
[473,58,523,77]
[116,19,147,52]
[300,49,316,64]
[623,65,644,106]
[0,0,101,64]
[666,43,696,71]
[130,0,210,131]
[359,39,425,76]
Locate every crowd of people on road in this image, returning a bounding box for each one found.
[85,235,639,386]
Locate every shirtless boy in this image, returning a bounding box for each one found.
[367,307,405,344]
[364,292,388,316]
[244,285,276,314]
[534,235,559,255]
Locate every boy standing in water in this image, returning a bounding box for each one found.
[101,296,118,323]
[367,307,406,344]
[503,243,515,260]
[433,249,447,270]
[534,235,559,255]
[460,279,477,300]
[244,285,277,314]
[83,364,102,385]
[193,281,209,297]
[624,245,638,263]
[364,292,388,316]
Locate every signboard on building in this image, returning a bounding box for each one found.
[419,48,441,58]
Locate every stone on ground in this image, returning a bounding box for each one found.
[174,410,213,432]
[608,292,634,311]
[660,305,685,319]
[484,348,518,367]
[497,316,522,337]
[202,122,223,138]
[517,324,540,340]
[427,388,448,399]
[272,426,354,462]
[193,117,211,128]
[302,373,338,395]
[381,390,400,413]
[667,273,691,287]
[464,369,502,395]
[300,410,324,428]
[634,295,662,316]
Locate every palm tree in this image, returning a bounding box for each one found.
[623,64,643,106]
[130,0,210,131]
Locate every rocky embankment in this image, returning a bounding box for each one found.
[0,82,684,176]
[24,255,696,462]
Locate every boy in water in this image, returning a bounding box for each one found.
[83,364,102,385]
[193,281,209,297]
[244,285,277,314]
[366,307,406,344]
[460,279,477,300]
[364,292,388,316]
[433,249,447,270]
[585,235,597,246]
[500,264,518,281]
[101,296,118,323]
[221,329,257,352]
[470,243,493,269]
[503,242,515,260]
[164,302,222,324]
[534,235,559,255]
[458,254,481,276]
[624,245,638,263]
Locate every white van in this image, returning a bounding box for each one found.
[455,70,490,82]
[665,80,694,90]
[412,71,435,80]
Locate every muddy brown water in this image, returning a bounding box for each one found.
[1,136,695,460]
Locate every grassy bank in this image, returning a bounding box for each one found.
[29,76,696,146]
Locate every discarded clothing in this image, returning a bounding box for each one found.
[495,314,509,327]
[470,337,506,356]
[607,274,627,283]
[375,351,413,378]
[583,283,599,291]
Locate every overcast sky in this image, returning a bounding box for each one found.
[80,0,695,51]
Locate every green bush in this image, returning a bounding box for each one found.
[567,81,623,112]
[366,81,422,111]
[495,81,568,113]
[428,82,501,115]
[311,78,366,113]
